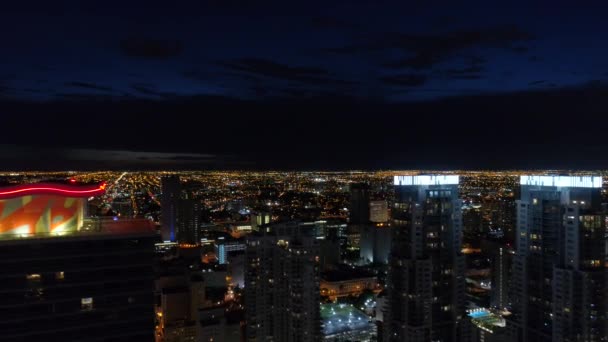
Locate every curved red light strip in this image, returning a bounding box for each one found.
[0,182,106,199]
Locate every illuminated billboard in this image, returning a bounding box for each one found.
[0,182,105,237]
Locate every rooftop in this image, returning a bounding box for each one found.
[467,308,506,333]
[520,175,602,188]
[394,175,459,186]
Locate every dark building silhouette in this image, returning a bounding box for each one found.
[350,183,371,224]
[0,217,156,341]
[161,175,181,242]
[177,198,201,244]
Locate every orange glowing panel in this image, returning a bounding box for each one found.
[0,182,105,236]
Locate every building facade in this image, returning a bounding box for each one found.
[511,175,608,341]
[245,221,321,341]
[384,175,466,341]
[360,223,392,264]
[0,182,156,341]
[177,198,201,244]
[161,175,181,242]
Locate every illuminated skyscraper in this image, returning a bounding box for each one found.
[161,175,180,242]
[370,200,389,223]
[245,221,321,342]
[511,175,607,341]
[0,182,156,341]
[384,175,466,341]
[480,239,512,311]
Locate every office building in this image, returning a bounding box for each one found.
[250,211,271,232]
[370,200,389,223]
[481,239,512,311]
[320,266,380,301]
[245,221,321,341]
[177,198,201,244]
[384,175,466,341]
[214,236,246,265]
[350,183,371,224]
[360,223,392,264]
[511,175,608,341]
[0,182,157,341]
[155,262,222,342]
[161,175,181,242]
[319,230,341,271]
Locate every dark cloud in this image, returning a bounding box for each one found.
[53,93,128,101]
[528,80,546,85]
[119,38,183,59]
[217,58,355,85]
[528,55,542,62]
[131,84,175,99]
[66,81,113,92]
[182,69,259,83]
[511,46,529,53]
[379,74,427,86]
[326,26,532,70]
[448,74,482,80]
[386,27,532,69]
[442,65,484,80]
[22,88,42,93]
[311,17,358,30]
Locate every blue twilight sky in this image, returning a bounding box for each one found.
[1,1,608,170]
[1,1,607,102]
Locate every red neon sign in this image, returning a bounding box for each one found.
[0,182,106,199]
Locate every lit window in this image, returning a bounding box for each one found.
[81,297,94,311]
[55,271,65,280]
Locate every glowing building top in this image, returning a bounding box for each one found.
[0,182,156,239]
[520,175,602,188]
[393,175,459,186]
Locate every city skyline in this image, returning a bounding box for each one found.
[2,2,608,341]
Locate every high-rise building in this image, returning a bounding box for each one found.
[480,239,513,311]
[155,273,202,341]
[360,223,392,264]
[350,183,371,224]
[161,175,181,242]
[214,236,246,265]
[370,200,389,223]
[0,182,157,341]
[177,198,201,244]
[245,221,321,341]
[384,175,466,341]
[250,211,271,232]
[511,175,608,341]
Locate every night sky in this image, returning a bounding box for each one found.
[1,1,608,170]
